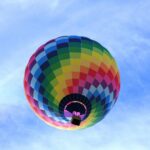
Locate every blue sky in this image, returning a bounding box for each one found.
[0,0,150,149]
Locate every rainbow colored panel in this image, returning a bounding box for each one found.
[24,36,120,130]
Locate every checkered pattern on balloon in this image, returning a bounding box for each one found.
[24,36,120,130]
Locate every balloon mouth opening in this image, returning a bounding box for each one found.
[64,101,87,126]
[59,94,92,124]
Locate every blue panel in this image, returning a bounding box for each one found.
[31,63,39,75]
[36,51,46,62]
[86,91,92,99]
[34,68,42,79]
[30,77,36,88]
[82,88,88,96]
[44,45,57,54]
[103,87,110,97]
[38,55,48,66]
[69,35,81,40]
[38,93,43,103]
[56,36,69,44]
[97,85,103,93]
[100,91,105,100]
[44,42,56,50]
[38,101,44,110]
[43,104,52,117]
[105,95,110,104]
[94,90,100,97]
[34,80,40,91]
[89,85,96,94]
[33,90,38,100]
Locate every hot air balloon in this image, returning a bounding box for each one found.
[24,35,120,130]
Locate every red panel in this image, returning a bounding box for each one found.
[88,69,97,77]
[98,68,105,77]
[80,72,87,80]
[107,69,114,80]
[80,66,89,74]
[72,79,79,86]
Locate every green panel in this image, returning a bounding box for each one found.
[50,78,58,87]
[81,48,92,55]
[70,52,81,58]
[48,56,59,65]
[42,78,50,88]
[57,47,69,54]
[43,66,52,76]
[46,72,56,82]
[51,62,61,70]
[82,39,93,49]
[60,59,70,66]
[58,53,70,60]
[53,68,63,76]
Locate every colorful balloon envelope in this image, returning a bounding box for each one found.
[24,35,120,130]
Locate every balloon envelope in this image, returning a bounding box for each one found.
[24,35,120,130]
